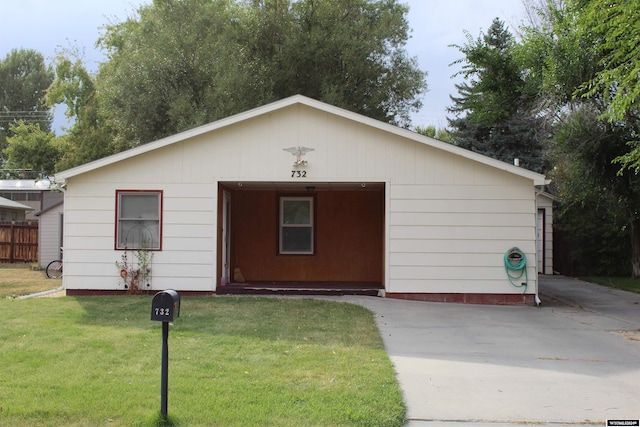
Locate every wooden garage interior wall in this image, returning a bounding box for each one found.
[218,185,384,284]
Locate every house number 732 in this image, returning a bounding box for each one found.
[291,170,307,178]
[154,308,171,316]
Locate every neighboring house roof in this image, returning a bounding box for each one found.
[55,95,548,186]
[0,179,52,191]
[34,200,64,217]
[537,191,559,202]
[0,196,34,211]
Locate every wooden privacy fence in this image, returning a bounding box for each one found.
[0,223,38,263]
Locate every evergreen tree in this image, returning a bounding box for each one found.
[447,18,546,172]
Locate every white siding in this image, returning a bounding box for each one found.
[537,194,555,275]
[388,179,537,295]
[38,204,63,268]
[61,102,541,295]
[63,174,217,291]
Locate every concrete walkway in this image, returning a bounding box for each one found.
[341,276,640,427]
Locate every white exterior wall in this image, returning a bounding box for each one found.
[388,183,536,294]
[60,102,541,295]
[63,175,217,291]
[384,131,538,295]
[537,194,554,275]
[38,204,63,268]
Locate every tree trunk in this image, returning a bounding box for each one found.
[631,218,640,278]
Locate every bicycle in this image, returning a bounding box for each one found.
[46,259,63,279]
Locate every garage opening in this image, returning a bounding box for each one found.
[217,181,385,295]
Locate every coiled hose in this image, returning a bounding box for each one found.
[504,247,527,294]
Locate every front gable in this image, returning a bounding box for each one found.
[56,95,546,187]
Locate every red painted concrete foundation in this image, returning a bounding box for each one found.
[65,289,214,297]
[66,289,535,305]
[385,292,535,306]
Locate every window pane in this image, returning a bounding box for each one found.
[118,219,159,248]
[282,200,310,225]
[281,227,312,253]
[120,194,159,219]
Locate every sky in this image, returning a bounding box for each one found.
[0,0,525,131]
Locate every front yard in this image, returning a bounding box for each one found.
[0,263,61,298]
[1,268,405,426]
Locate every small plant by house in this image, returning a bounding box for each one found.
[115,247,153,293]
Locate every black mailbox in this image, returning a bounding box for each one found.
[151,290,180,322]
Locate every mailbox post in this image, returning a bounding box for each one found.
[151,290,180,419]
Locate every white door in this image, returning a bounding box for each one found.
[222,190,231,284]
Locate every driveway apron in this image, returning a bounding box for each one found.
[342,276,640,426]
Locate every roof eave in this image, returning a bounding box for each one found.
[54,96,308,183]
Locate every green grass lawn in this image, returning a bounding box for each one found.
[0,292,405,427]
[580,276,640,293]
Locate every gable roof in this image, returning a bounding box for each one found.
[0,196,34,211]
[55,95,547,185]
[537,191,559,202]
[34,200,64,217]
[0,179,52,191]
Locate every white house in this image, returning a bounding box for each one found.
[54,95,550,304]
[536,192,555,275]
[35,200,64,269]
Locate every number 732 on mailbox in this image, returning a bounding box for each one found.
[151,290,180,322]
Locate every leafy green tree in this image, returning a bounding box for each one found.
[243,0,426,127]
[574,0,640,122]
[97,0,253,145]
[415,125,452,142]
[415,125,436,138]
[547,107,640,276]
[0,49,54,167]
[47,56,118,170]
[569,0,640,171]
[447,18,546,172]
[518,0,603,113]
[519,0,640,277]
[4,121,59,176]
[94,0,426,146]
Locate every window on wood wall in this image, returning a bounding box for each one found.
[279,196,314,254]
[115,190,162,250]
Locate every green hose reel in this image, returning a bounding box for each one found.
[504,247,528,293]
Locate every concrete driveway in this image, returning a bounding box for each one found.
[342,276,640,427]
